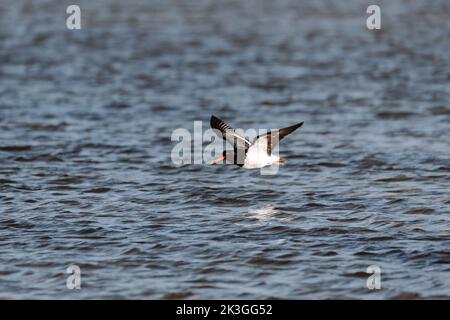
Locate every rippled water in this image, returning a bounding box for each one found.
[0,0,449,299]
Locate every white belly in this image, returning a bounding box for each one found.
[243,150,279,169]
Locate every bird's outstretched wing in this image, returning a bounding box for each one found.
[251,122,303,155]
[210,115,251,151]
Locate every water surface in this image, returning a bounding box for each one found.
[0,0,449,299]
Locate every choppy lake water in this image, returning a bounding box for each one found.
[0,0,449,299]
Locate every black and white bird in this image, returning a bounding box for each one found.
[210,115,303,169]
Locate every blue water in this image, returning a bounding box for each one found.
[0,0,449,299]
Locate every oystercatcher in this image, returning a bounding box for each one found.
[210,115,303,169]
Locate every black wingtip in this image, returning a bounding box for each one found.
[291,122,304,130]
[210,115,219,123]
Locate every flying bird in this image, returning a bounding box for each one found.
[210,115,303,169]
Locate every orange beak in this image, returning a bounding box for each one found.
[210,155,225,164]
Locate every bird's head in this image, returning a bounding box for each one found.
[210,150,228,164]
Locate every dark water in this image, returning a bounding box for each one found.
[0,0,449,299]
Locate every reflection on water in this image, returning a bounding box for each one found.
[0,0,449,299]
[248,205,280,221]
[247,205,292,223]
